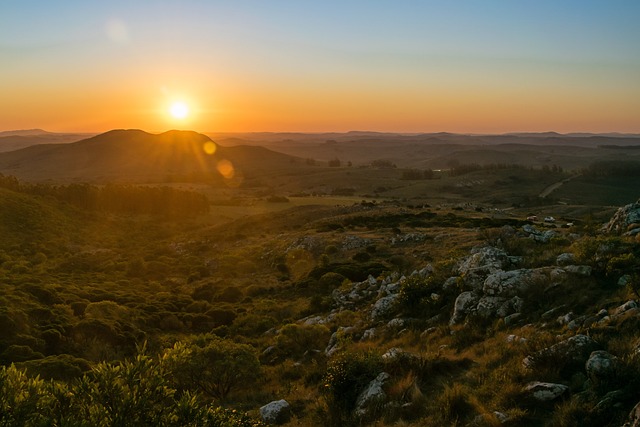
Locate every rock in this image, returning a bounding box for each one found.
[504,312,522,326]
[476,296,507,318]
[361,328,376,341]
[443,276,459,291]
[471,411,510,426]
[342,235,372,250]
[450,291,480,325]
[483,269,535,297]
[563,265,591,277]
[563,265,592,276]
[556,253,576,266]
[567,315,586,331]
[619,274,632,287]
[612,300,638,317]
[457,246,512,281]
[354,372,390,418]
[325,326,357,356]
[371,294,399,320]
[524,381,569,402]
[585,350,619,385]
[541,305,566,320]
[557,312,574,326]
[523,334,599,371]
[386,318,405,329]
[602,199,640,235]
[593,389,625,413]
[302,315,326,325]
[523,224,557,243]
[260,399,291,425]
[623,400,640,427]
[506,334,527,344]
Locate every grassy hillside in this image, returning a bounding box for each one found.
[1,176,640,425]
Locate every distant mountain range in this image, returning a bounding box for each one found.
[0,129,95,153]
[0,129,639,184]
[0,129,303,183]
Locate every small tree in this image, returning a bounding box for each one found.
[163,335,260,401]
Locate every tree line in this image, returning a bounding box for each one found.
[0,174,209,218]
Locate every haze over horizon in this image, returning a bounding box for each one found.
[1,1,639,134]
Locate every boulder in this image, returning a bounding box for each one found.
[524,381,569,402]
[523,334,599,372]
[386,318,405,329]
[381,347,420,366]
[450,292,480,325]
[361,328,376,341]
[476,296,507,318]
[594,389,626,413]
[556,253,575,266]
[563,265,592,276]
[471,411,510,426]
[611,300,638,317]
[483,269,532,297]
[260,399,291,425]
[523,224,557,243]
[457,246,512,284]
[371,294,399,321]
[602,199,640,235]
[585,350,619,385]
[354,372,390,418]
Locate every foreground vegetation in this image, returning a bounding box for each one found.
[1,167,640,426]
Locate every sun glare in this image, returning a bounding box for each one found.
[169,102,189,119]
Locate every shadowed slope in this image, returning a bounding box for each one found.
[0,129,303,183]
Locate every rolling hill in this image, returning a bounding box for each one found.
[0,129,94,153]
[0,129,306,183]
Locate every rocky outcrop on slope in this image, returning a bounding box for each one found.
[602,199,640,236]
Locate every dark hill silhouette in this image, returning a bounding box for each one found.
[0,131,93,153]
[0,129,304,183]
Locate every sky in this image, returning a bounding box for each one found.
[1,1,639,134]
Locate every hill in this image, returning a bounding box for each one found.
[1,178,640,425]
[210,132,640,170]
[0,129,94,153]
[0,129,306,183]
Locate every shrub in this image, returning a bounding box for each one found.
[162,335,261,401]
[0,354,264,426]
[275,323,331,359]
[397,275,442,316]
[19,354,90,381]
[322,350,382,425]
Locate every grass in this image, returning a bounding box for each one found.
[1,166,640,426]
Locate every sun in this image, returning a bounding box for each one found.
[169,101,189,119]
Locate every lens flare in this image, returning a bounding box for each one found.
[203,141,217,155]
[216,159,235,179]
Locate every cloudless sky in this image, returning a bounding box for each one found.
[1,0,639,133]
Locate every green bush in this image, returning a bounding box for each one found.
[322,350,382,426]
[162,335,261,401]
[397,275,442,316]
[0,354,264,427]
[275,323,330,359]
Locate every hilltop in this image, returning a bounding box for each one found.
[0,129,305,183]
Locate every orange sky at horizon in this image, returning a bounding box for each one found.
[1,2,639,135]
